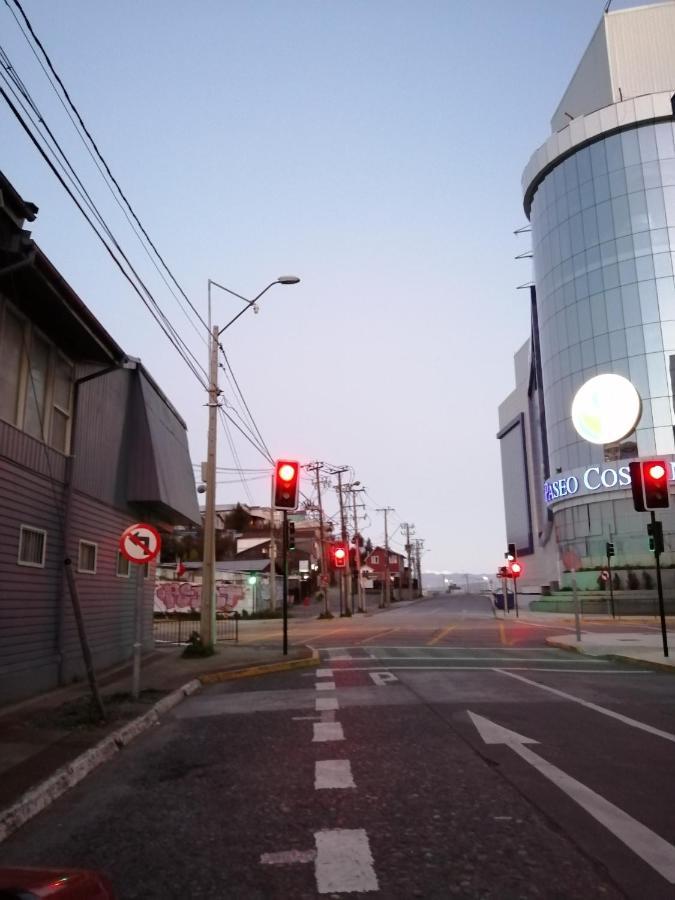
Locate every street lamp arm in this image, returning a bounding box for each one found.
[217,281,283,336]
[208,279,250,305]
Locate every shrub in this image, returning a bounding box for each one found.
[642,571,654,590]
[181,631,215,658]
[613,573,622,591]
[627,570,640,590]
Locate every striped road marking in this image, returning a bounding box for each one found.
[313,721,345,742]
[315,681,336,691]
[316,668,334,677]
[316,696,339,711]
[314,829,378,894]
[315,760,355,790]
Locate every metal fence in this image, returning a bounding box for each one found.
[153,614,239,645]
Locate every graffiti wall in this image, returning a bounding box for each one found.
[154,580,249,614]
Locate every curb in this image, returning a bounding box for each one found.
[0,678,201,845]
[199,649,319,684]
[545,638,675,673]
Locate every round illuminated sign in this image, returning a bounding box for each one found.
[648,464,666,480]
[334,548,346,559]
[571,374,641,445]
[278,463,296,482]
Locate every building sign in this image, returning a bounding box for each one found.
[571,374,641,445]
[544,458,675,506]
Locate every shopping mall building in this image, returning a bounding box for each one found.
[498,1,675,590]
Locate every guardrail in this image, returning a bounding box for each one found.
[153,614,239,645]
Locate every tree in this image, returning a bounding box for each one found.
[225,503,250,532]
[364,537,373,556]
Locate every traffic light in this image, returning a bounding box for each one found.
[287,521,296,551]
[606,542,615,558]
[331,543,347,569]
[506,543,516,561]
[273,459,300,510]
[509,561,522,579]
[629,460,670,511]
[647,521,664,554]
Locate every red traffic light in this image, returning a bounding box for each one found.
[648,463,666,481]
[331,543,347,569]
[631,459,670,511]
[510,561,522,578]
[273,459,300,510]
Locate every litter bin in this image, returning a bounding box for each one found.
[493,591,514,611]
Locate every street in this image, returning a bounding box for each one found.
[2,593,675,898]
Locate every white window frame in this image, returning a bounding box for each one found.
[389,555,397,564]
[371,554,379,564]
[78,540,98,575]
[17,525,47,568]
[116,551,130,578]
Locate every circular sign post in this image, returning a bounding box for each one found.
[119,523,162,700]
[571,374,641,445]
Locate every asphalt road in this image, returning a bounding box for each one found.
[2,593,674,898]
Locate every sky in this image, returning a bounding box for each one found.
[0,0,652,572]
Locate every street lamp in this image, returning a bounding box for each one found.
[201,275,300,649]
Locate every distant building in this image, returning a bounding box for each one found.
[0,171,199,704]
[363,546,406,576]
[498,3,675,590]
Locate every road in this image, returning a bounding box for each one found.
[2,593,675,898]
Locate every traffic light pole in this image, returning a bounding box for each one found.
[651,511,669,658]
[282,510,289,656]
[200,323,219,651]
[606,545,615,619]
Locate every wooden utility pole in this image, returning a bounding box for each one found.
[268,509,277,611]
[329,466,350,615]
[347,487,366,613]
[401,522,415,600]
[377,507,395,607]
[414,539,424,597]
[307,461,329,615]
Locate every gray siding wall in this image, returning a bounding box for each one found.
[0,457,65,703]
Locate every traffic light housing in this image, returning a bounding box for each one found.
[506,543,516,561]
[648,521,664,554]
[287,521,296,551]
[331,542,347,569]
[509,560,522,579]
[606,542,615,558]
[273,459,300,510]
[629,460,670,511]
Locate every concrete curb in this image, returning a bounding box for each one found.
[199,649,319,684]
[0,678,201,845]
[545,638,675,673]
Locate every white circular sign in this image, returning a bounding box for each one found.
[571,374,641,445]
[119,522,161,564]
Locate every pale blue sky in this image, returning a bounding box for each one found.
[0,1,644,570]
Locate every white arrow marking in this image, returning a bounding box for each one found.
[369,671,399,686]
[468,711,675,883]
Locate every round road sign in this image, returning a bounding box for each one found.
[600,569,610,582]
[119,522,161,564]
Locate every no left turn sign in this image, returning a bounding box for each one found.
[119,523,161,564]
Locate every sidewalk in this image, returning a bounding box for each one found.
[545,630,675,671]
[0,638,314,842]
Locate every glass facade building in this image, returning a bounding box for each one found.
[499,3,675,588]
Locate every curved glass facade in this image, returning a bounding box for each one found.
[530,122,675,473]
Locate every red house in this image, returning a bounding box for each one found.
[363,546,406,575]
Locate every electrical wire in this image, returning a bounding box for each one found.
[0,82,209,390]
[218,347,273,461]
[217,406,253,503]
[4,0,210,343]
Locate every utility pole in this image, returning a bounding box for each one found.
[414,539,424,597]
[347,486,366,613]
[200,322,219,650]
[377,507,395,607]
[401,522,415,601]
[330,466,351,615]
[307,462,329,615]
[268,509,277,611]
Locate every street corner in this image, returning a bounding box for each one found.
[198,649,319,685]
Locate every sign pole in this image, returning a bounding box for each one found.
[651,511,669,658]
[571,568,581,643]
[607,549,615,619]
[282,510,289,656]
[513,576,519,618]
[132,562,144,700]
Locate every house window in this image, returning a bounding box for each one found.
[389,555,397,564]
[116,551,130,578]
[0,300,74,452]
[371,555,379,564]
[18,525,47,567]
[78,541,98,574]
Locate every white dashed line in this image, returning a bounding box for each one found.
[316,668,334,677]
[316,696,339,711]
[314,828,379,894]
[315,681,336,691]
[260,849,316,865]
[313,721,345,742]
[315,760,355,790]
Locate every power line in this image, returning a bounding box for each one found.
[4,0,210,341]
